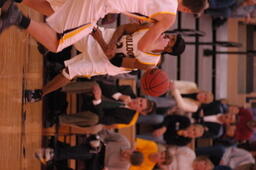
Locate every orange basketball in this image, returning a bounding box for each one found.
[141,68,170,96]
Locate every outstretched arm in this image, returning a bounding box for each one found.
[91,24,150,59]
[169,82,199,113]
[121,58,155,70]
[106,23,150,57]
[137,14,175,52]
[108,23,150,47]
[90,28,109,56]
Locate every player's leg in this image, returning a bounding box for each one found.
[0,0,54,16]
[21,0,54,16]
[8,0,54,16]
[0,3,59,51]
[42,68,71,96]
[25,68,71,102]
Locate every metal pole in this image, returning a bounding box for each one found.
[177,12,182,80]
[195,17,200,84]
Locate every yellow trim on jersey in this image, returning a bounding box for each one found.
[124,68,134,71]
[122,12,156,23]
[82,75,92,78]
[59,23,92,45]
[137,58,158,65]
[150,11,176,18]
[137,28,149,32]
[123,11,176,23]
[115,111,140,129]
[143,52,161,56]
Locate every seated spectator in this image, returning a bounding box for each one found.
[194,99,229,117]
[130,138,172,170]
[218,106,256,142]
[170,80,214,113]
[192,102,239,138]
[221,146,255,169]
[196,145,255,169]
[55,82,155,133]
[233,107,254,141]
[208,0,236,9]
[193,156,232,170]
[194,111,237,138]
[205,0,256,25]
[35,130,144,169]
[161,146,196,170]
[204,0,237,18]
[138,114,204,146]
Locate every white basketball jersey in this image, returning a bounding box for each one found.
[65,28,160,79]
[47,0,178,51]
[106,0,178,17]
[116,29,161,66]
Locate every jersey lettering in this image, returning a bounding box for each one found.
[126,35,134,57]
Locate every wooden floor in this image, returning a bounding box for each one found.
[0,6,43,170]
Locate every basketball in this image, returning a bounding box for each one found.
[141,68,170,96]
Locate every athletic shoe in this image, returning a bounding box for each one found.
[44,148,54,161]
[88,134,102,153]
[24,89,43,103]
[0,3,22,33]
[35,149,47,165]
[35,148,54,165]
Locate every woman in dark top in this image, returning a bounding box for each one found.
[153,115,204,146]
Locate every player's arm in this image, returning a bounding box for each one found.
[107,23,150,50]
[91,28,108,52]
[91,28,118,59]
[121,58,155,70]
[137,14,175,52]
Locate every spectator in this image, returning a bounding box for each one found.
[130,138,172,170]
[55,82,155,133]
[170,81,214,113]
[138,114,204,146]
[193,156,232,170]
[196,146,255,169]
[35,130,144,170]
[162,146,196,170]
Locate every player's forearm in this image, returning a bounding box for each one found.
[95,37,108,52]
[137,24,162,52]
[122,58,154,70]
[108,26,125,47]
[171,89,198,112]
[137,16,174,52]
[133,59,155,70]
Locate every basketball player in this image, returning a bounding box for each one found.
[24,23,185,102]
[0,0,207,53]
